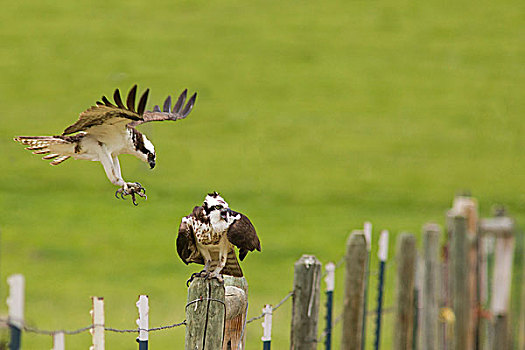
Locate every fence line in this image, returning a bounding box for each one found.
[0,318,187,336]
[2,196,521,349]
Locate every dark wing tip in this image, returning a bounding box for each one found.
[181,92,197,118]
[126,85,138,112]
[172,89,187,114]
[137,88,150,115]
[113,88,125,109]
[163,96,172,113]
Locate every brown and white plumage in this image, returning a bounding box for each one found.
[177,193,261,280]
[14,85,197,205]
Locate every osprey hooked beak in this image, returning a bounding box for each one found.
[220,208,231,220]
[148,154,156,169]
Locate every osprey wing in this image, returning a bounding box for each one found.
[62,85,149,135]
[227,212,261,261]
[176,208,205,265]
[130,89,196,127]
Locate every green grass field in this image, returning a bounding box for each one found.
[1,0,523,348]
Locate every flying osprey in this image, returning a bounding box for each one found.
[177,192,261,283]
[14,85,196,205]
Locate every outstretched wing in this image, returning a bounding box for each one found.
[129,89,197,127]
[227,211,261,261]
[62,85,149,135]
[176,216,204,265]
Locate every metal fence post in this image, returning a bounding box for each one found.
[7,274,24,350]
[90,296,105,350]
[373,230,389,350]
[324,262,336,350]
[262,304,272,350]
[136,295,149,350]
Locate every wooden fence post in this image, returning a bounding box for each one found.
[136,295,149,350]
[341,231,367,350]
[519,258,525,350]
[90,296,105,350]
[7,274,24,350]
[185,277,225,350]
[448,214,470,350]
[223,276,248,350]
[449,196,479,350]
[421,223,441,350]
[291,254,322,350]
[393,233,416,350]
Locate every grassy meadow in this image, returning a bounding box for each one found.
[0,0,523,348]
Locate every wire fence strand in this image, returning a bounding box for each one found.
[246,291,294,324]
[0,318,186,336]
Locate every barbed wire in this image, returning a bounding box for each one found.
[246,291,294,324]
[0,317,186,336]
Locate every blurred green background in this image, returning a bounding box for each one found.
[0,0,523,348]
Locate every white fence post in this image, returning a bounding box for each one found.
[361,222,372,350]
[90,297,105,350]
[52,332,65,350]
[136,295,149,349]
[7,274,25,350]
[262,304,272,349]
[7,274,25,329]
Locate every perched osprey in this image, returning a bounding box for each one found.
[177,192,261,282]
[14,85,196,205]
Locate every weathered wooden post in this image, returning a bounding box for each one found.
[448,214,470,350]
[393,233,416,350]
[90,296,105,350]
[421,223,441,350]
[7,274,24,350]
[479,213,515,350]
[185,277,226,350]
[448,196,479,350]
[341,231,367,350]
[291,254,322,350]
[223,276,248,350]
[519,258,525,350]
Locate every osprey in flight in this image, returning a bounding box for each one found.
[177,192,261,283]
[14,85,196,205]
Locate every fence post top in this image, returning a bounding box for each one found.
[295,254,321,268]
[324,262,336,291]
[397,232,416,247]
[423,222,441,233]
[364,221,372,251]
[378,230,389,262]
[346,230,366,246]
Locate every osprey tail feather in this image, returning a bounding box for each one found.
[14,136,73,166]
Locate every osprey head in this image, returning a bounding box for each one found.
[134,132,156,169]
[203,192,231,222]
